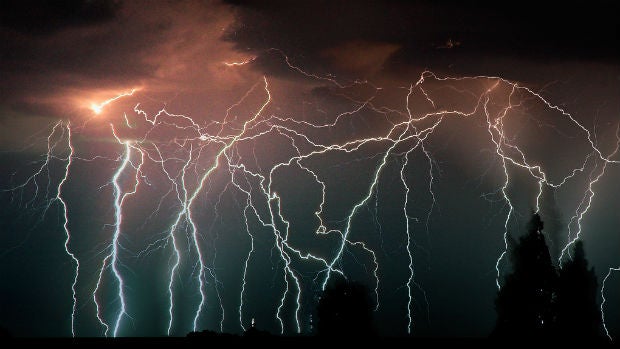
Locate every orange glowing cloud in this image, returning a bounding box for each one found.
[321,40,401,76]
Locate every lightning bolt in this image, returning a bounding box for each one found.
[223,56,257,67]
[5,51,619,338]
[57,122,79,337]
[601,266,619,341]
[559,125,620,262]
[4,121,80,335]
[90,88,140,115]
[113,126,142,336]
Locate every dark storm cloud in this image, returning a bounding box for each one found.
[1,0,144,117]
[0,0,617,121]
[0,0,127,83]
[0,0,241,120]
[224,0,619,79]
[0,0,120,35]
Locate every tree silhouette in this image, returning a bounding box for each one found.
[555,240,603,338]
[316,279,374,337]
[494,213,557,338]
[540,186,564,262]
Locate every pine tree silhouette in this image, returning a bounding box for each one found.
[493,213,557,338]
[540,187,564,262]
[555,240,603,339]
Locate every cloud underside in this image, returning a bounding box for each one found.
[0,0,617,120]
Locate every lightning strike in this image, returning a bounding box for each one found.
[223,56,257,67]
[6,53,619,338]
[601,267,619,341]
[57,122,79,337]
[90,88,140,115]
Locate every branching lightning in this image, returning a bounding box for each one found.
[4,121,80,336]
[5,52,619,339]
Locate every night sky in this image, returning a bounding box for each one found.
[1,0,619,338]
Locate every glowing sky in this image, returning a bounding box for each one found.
[1,0,619,338]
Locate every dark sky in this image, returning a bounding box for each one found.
[1,0,618,121]
[1,0,619,338]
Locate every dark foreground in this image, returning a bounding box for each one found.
[0,336,613,349]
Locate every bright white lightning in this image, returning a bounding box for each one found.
[109,135,132,337]
[559,125,620,263]
[8,53,620,338]
[90,88,139,115]
[92,124,144,337]
[57,122,79,337]
[401,149,415,333]
[223,56,257,67]
[601,267,619,341]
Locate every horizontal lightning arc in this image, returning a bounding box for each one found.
[90,88,140,115]
[223,56,257,67]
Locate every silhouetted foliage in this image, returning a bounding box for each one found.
[555,241,603,338]
[243,319,272,338]
[316,279,374,337]
[493,213,605,340]
[494,213,557,338]
[540,187,564,262]
[187,329,239,338]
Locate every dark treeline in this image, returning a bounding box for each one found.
[186,212,608,341]
[189,277,376,339]
[493,213,605,341]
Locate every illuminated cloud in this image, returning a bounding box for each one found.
[321,41,401,76]
[0,0,619,339]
